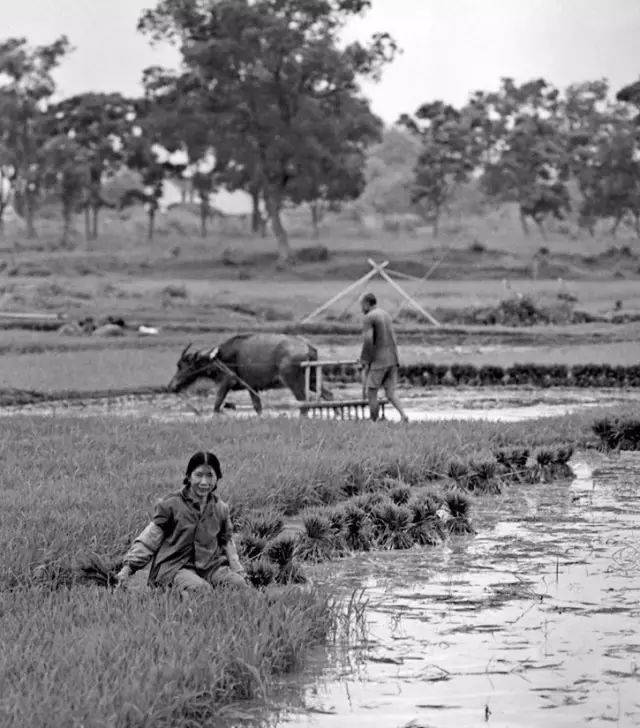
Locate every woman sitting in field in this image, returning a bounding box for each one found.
[116,451,248,594]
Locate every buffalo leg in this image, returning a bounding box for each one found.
[280,365,310,417]
[249,391,262,415]
[213,377,233,413]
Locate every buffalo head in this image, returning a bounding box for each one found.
[167,343,220,392]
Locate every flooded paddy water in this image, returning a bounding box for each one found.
[271,453,640,728]
[1,384,639,423]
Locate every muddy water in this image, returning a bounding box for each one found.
[272,454,640,728]
[1,386,640,423]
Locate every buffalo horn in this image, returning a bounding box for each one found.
[181,342,193,359]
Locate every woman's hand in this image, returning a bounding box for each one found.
[115,564,133,590]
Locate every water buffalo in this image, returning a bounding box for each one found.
[167,333,333,414]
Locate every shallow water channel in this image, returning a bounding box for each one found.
[2,385,640,423]
[270,453,640,728]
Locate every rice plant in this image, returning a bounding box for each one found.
[444,493,474,535]
[295,513,336,563]
[238,533,268,562]
[326,506,346,535]
[369,501,414,550]
[553,445,574,465]
[447,459,469,482]
[592,417,618,449]
[389,482,412,505]
[245,557,279,588]
[407,493,442,546]
[75,552,121,589]
[465,459,501,494]
[351,491,387,515]
[342,504,374,552]
[266,536,307,585]
[244,513,284,541]
[535,448,554,467]
[495,447,530,479]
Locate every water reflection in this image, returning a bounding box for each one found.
[272,453,640,728]
[1,386,639,423]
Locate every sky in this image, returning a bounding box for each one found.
[3,0,640,125]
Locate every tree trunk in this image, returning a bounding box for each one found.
[84,206,91,241]
[519,207,529,236]
[251,188,262,234]
[92,205,99,240]
[199,196,209,237]
[310,202,320,239]
[148,208,155,241]
[432,207,440,237]
[61,200,73,248]
[25,189,37,239]
[611,213,623,237]
[265,190,291,266]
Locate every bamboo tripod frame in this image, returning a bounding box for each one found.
[300,258,441,326]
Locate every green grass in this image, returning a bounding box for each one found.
[0,585,336,727]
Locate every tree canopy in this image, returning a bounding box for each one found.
[138,0,393,263]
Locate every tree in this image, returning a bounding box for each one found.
[191,169,214,236]
[43,93,138,240]
[617,78,640,121]
[574,121,640,237]
[39,135,89,247]
[400,102,480,235]
[471,78,571,236]
[567,81,640,236]
[138,0,393,265]
[0,36,71,238]
[360,127,421,217]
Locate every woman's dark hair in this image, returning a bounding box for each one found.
[183,451,222,485]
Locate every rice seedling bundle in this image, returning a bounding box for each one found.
[443,493,474,535]
[342,503,374,552]
[318,362,640,389]
[295,514,336,563]
[245,557,279,588]
[265,536,307,585]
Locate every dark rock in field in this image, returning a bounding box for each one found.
[294,245,330,263]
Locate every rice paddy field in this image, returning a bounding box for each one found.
[1,407,637,727]
[3,213,640,726]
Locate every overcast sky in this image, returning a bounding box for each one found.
[4,0,640,124]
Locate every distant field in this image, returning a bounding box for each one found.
[2,201,640,398]
[3,199,638,260]
[2,274,639,328]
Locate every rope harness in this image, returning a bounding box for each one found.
[177,355,263,404]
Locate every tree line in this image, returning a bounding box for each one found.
[0,0,395,265]
[401,78,640,238]
[0,1,638,266]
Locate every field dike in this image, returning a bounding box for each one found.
[0,409,636,726]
